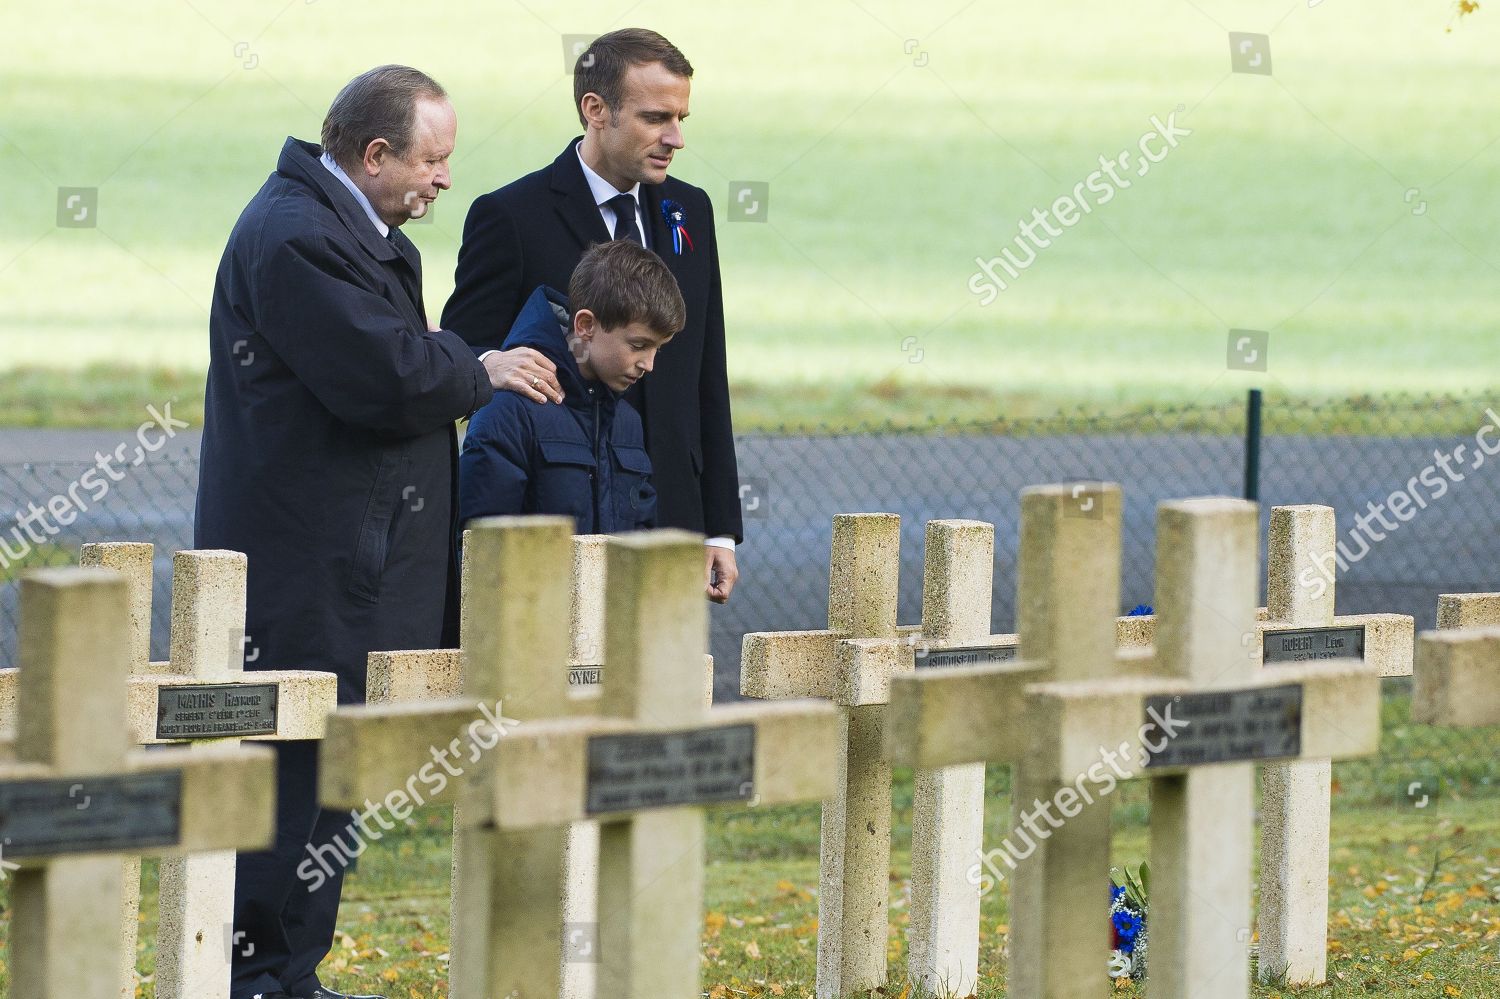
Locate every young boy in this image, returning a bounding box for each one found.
[458,239,685,532]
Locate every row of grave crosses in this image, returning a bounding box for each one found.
[0,487,1494,999]
[742,499,1418,996]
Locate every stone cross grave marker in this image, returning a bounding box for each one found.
[456,528,842,998]
[1418,590,1500,725]
[1022,498,1382,999]
[0,567,275,999]
[1416,624,1500,727]
[1437,591,1500,629]
[0,543,338,999]
[905,538,1155,997]
[361,529,713,999]
[743,510,1156,998]
[319,516,572,999]
[1252,506,1413,985]
[883,484,1146,999]
[740,513,912,999]
[902,519,992,998]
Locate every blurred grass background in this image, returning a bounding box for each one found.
[1,0,1497,428]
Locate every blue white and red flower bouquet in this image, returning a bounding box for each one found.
[1109,863,1149,980]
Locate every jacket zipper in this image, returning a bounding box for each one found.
[592,392,602,529]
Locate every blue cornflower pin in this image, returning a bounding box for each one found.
[660,198,694,255]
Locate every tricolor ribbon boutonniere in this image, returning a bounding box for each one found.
[661,198,694,255]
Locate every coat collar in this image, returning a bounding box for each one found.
[277,137,404,265]
[549,138,613,248]
[548,139,689,280]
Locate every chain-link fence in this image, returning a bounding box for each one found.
[1,393,1496,805]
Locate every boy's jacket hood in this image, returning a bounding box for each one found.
[501,285,617,417]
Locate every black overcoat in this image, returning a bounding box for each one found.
[195,137,493,705]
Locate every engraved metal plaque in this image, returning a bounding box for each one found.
[569,666,603,687]
[918,643,1019,670]
[0,771,183,858]
[585,724,755,815]
[1262,625,1365,665]
[1143,684,1303,769]
[156,683,279,739]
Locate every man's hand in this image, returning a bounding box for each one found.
[482,347,564,403]
[706,545,739,604]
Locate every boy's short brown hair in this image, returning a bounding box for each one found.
[569,240,686,336]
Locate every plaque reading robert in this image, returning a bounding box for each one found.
[585,724,756,815]
[1263,625,1365,665]
[156,683,279,739]
[0,771,183,858]
[918,643,1019,670]
[1143,684,1303,768]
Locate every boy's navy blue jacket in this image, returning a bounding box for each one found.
[459,286,657,533]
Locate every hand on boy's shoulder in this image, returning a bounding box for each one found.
[481,347,564,404]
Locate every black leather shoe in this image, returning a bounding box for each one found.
[301,990,387,999]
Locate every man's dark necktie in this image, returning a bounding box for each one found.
[607,193,642,246]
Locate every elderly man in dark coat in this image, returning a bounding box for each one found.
[195,65,513,999]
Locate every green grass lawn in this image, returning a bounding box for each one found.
[53,775,1495,998]
[2,693,1492,997]
[2,1,1497,429]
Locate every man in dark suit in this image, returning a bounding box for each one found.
[442,28,743,602]
[198,65,505,999]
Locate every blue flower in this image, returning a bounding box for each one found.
[1112,908,1144,950]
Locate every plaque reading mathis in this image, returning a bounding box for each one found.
[918,643,1019,670]
[0,771,183,858]
[1262,625,1366,665]
[585,724,756,815]
[156,683,279,739]
[1143,684,1303,768]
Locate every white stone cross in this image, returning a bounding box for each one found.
[0,567,275,999]
[1416,624,1500,727]
[1022,498,1383,999]
[883,484,1146,999]
[1418,589,1500,725]
[319,521,740,998]
[0,542,337,999]
[1252,506,1413,985]
[739,513,913,998]
[320,517,574,999]
[360,528,712,999]
[1436,591,1500,630]
[458,528,841,998]
[744,509,1155,998]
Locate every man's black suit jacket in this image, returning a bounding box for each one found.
[442,138,743,542]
